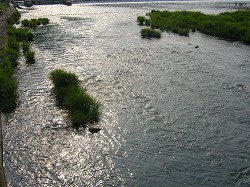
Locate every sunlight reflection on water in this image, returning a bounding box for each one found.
[4,1,250,186]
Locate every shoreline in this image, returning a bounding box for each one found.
[0,4,17,187]
[0,8,8,187]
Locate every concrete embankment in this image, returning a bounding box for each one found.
[0,9,8,187]
[0,115,7,187]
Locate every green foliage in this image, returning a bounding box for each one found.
[0,56,15,78]
[21,18,50,28]
[0,3,8,11]
[7,11,21,25]
[8,26,34,42]
[25,51,35,64]
[50,69,101,128]
[21,42,30,53]
[8,36,19,52]
[145,18,151,26]
[141,28,161,39]
[21,19,30,27]
[26,32,34,42]
[4,49,19,67]
[137,16,145,25]
[138,10,250,43]
[50,69,79,88]
[0,72,17,113]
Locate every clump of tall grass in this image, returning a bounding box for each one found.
[141,28,161,39]
[137,16,145,25]
[21,18,50,28]
[8,26,34,42]
[50,69,101,128]
[25,51,35,64]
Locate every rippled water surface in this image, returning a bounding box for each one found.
[4,1,250,186]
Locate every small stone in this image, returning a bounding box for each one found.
[89,127,101,134]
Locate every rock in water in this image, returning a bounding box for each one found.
[89,127,101,134]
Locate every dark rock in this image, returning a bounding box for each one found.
[89,127,101,134]
[195,45,199,48]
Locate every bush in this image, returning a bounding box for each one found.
[50,69,101,128]
[141,28,161,39]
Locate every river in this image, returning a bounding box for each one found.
[3,1,250,186]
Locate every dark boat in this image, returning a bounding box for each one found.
[24,0,32,7]
[63,0,72,6]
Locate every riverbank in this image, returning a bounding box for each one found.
[0,4,17,187]
[0,4,8,186]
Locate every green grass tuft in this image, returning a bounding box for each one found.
[141,28,161,39]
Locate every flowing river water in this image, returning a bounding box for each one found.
[3,1,250,186]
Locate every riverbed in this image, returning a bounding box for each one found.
[3,1,250,186]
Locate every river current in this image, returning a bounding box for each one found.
[3,1,250,186]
